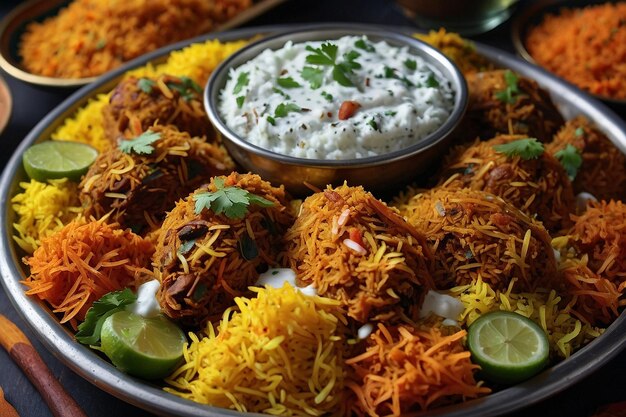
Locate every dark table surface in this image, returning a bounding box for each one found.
[0,1,625,416]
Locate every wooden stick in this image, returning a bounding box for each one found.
[0,387,20,417]
[0,315,87,417]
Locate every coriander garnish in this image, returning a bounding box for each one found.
[193,177,275,219]
[554,144,583,179]
[233,71,250,94]
[493,138,544,160]
[274,103,301,118]
[321,91,333,102]
[494,70,521,104]
[304,42,361,87]
[137,78,155,94]
[404,59,417,70]
[118,130,161,155]
[301,66,324,89]
[277,77,301,88]
[236,96,245,108]
[355,38,375,52]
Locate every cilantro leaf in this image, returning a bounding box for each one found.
[305,43,337,65]
[321,91,333,102]
[301,66,324,89]
[233,71,250,94]
[267,115,276,125]
[275,103,301,118]
[493,138,544,160]
[193,178,275,219]
[425,74,439,88]
[404,59,417,70]
[305,42,359,87]
[381,66,413,88]
[494,70,521,104]
[166,76,202,101]
[137,78,155,94]
[76,289,137,345]
[119,130,161,155]
[368,118,379,131]
[277,77,301,89]
[333,65,354,87]
[355,39,375,52]
[236,96,245,108]
[575,127,585,137]
[555,144,583,179]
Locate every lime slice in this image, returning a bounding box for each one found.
[467,311,549,385]
[22,140,98,182]
[100,310,186,380]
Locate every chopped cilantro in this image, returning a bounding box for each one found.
[193,177,275,219]
[96,39,106,50]
[384,110,397,116]
[321,91,333,102]
[137,78,155,94]
[274,102,301,118]
[404,59,417,70]
[382,66,413,87]
[118,130,161,155]
[272,87,291,99]
[305,43,337,66]
[301,66,324,89]
[355,38,375,52]
[277,77,301,88]
[236,96,245,108]
[493,138,544,160]
[267,115,276,126]
[233,71,250,94]
[494,70,521,104]
[166,76,202,101]
[76,289,137,345]
[575,127,585,137]
[425,74,439,88]
[304,42,360,87]
[555,144,583,179]
[368,118,379,131]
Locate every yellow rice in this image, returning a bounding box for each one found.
[52,39,248,151]
[11,179,83,254]
[165,284,347,416]
[448,275,603,358]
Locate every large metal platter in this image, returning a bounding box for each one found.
[1,24,625,417]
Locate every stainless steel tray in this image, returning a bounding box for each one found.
[1,24,625,417]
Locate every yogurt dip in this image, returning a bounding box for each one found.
[218,35,455,160]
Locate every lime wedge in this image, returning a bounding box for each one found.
[22,140,98,182]
[467,311,549,385]
[100,310,186,380]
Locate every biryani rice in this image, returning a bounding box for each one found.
[165,284,347,416]
[18,0,252,78]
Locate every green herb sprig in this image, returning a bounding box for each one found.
[493,138,544,160]
[76,289,137,345]
[193,177,275,219]
[494,70,521,104]
[304,42,361,87]
[119,131,161,155]
[554,144,583,179]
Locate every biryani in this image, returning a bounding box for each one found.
[154,172,294,327]
[79,124,234,234]
[18,0,252,78]
[462,70,564,143]
[286,184,433,323]
[525,2,626,100]
[437,134,575,232]
[394,187,557,292]
[10,32,626,417]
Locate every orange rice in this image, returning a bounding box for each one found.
[19,0,252,78]
[525,2,626,99]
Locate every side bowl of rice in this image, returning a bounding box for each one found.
[204,24,469,195]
